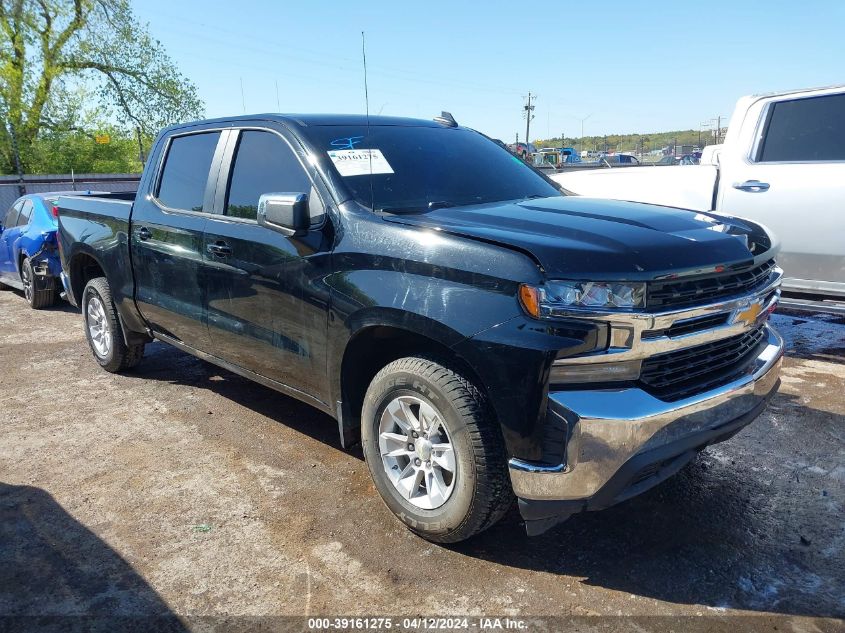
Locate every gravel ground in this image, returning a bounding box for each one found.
[0,289,843,630]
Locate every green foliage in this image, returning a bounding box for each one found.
[0,0,203,175]
[534,129,720,154]
[26,128,152,174]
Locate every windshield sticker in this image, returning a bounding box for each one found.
[329,136,364,150]
[328,149,394,177]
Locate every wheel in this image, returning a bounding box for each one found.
[21,257,55,309]
[361,356,513,543]
[82,277,145,372]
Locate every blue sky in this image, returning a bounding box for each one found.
[133,0,844,142]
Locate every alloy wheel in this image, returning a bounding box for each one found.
[378,395,457,509]
[86,296,111,358]
[21,265,32,303]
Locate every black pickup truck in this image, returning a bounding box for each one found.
[57,113,784,541]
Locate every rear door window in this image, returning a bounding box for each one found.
[3,201,22,228]
[156,132,221,212]
[225,130,316,221]
[15,200,33,227]
[758,93,845,162]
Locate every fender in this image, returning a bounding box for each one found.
[323,206,554,449]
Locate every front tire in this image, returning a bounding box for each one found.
[82,277,145,372]
[362,356,513,543]
[21,258,55,309]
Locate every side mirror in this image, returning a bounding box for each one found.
[257,192,310,236]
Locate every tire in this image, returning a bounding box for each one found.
[361,356,513,543]
[82,277,145,372]
[21,257,55,309]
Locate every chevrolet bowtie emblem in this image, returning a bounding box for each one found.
[733,301,764,327]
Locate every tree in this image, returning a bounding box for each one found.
[0,0,203,174]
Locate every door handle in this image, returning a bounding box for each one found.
[207,241,232,257]
[137,227,152,241]
[733,180,770,192]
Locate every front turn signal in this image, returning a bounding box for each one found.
[519,284,540,318]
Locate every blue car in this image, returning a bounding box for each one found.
[0,192,97,309]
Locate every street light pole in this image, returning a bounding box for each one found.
[577,113,592,156]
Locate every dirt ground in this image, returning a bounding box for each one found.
[1,288,843,630]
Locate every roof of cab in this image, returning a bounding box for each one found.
[165,113,447,134]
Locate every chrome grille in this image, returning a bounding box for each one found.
[648,260,776,310]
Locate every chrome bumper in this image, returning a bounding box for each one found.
[509,324,783,502]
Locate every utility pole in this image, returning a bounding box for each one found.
[523,93,535,148]
[701,116,726,146]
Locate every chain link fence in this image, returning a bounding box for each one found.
[0,173,140,210]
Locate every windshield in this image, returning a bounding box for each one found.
[306,125,561,212]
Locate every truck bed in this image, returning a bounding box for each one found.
[56,191,138,320]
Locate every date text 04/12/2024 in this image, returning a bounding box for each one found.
[306,617,528,630]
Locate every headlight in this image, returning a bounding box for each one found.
[519,280,646,318]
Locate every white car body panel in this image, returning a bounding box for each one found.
[552,85,845,299]
[553,165,718,212]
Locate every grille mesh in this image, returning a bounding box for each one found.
[639,325,768,401]
[648,259,776,310]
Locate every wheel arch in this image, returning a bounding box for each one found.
[68,249,151,347]
[335,317,493,449]
[67,250,107,306]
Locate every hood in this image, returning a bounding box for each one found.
[382,196,773,280]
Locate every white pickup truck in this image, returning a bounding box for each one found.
[553,85,845,305]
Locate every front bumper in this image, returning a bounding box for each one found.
[510,324,783,535]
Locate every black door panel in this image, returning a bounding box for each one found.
[204,218,331,394]
[202,127,332,402]
[131,129,228,350]
[131,215,210,346]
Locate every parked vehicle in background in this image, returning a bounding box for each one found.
[530,147,582,170]
[58,113,783,542]
[552,85,845,303]
[600,154,640,166]
[508,141,536,159]
[655,155,681,166]
[0,192,98,308]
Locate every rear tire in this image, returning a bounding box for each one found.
[22,257,55,309]
[82,277,145,372]
[361,356,513,543]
